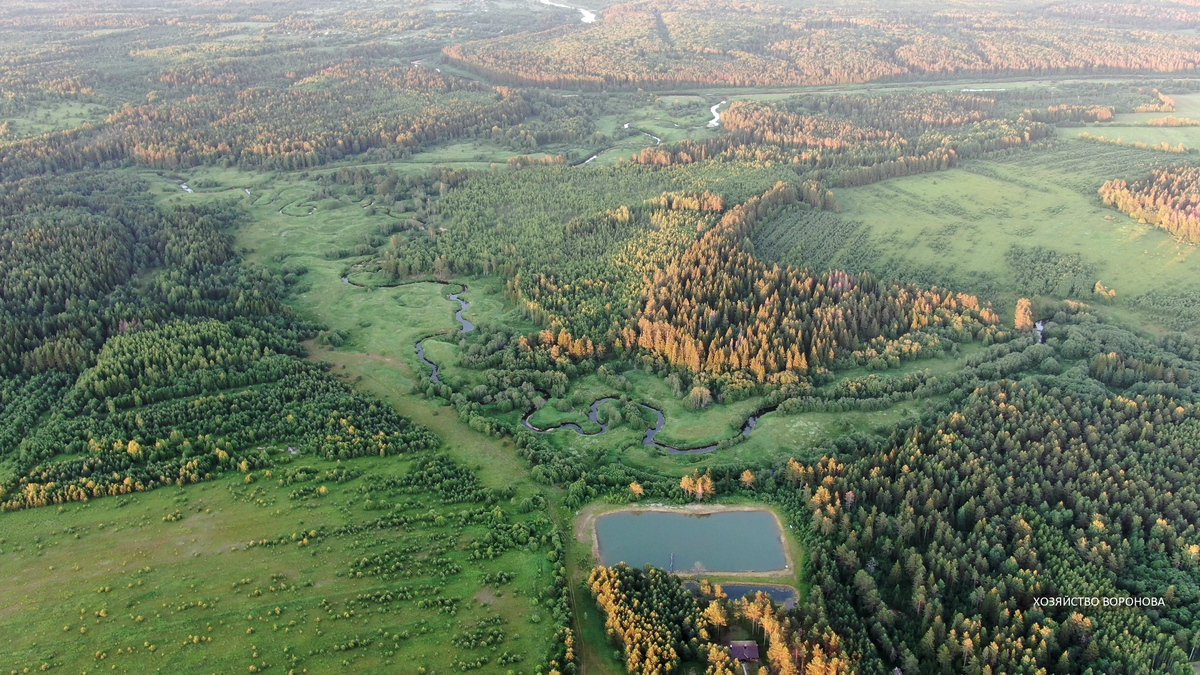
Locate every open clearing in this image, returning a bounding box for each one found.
[0,455,557,674]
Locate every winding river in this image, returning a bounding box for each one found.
[339,275,472,383]
[414,287,473,384]
[708,100,726,128]
[342,274,774,453]
[523,394,779,454]
[539,0,596,23]
[522,397,619,435]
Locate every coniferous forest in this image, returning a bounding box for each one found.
[3,0,1200,674]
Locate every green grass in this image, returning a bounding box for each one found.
[526,406,599,434]
[618,402,928,477]
[1053,93,1200,153]
[423,337,496,393]
[821,343,985,388]
[0,454,557,675]
[1,101,109,139]
[621,371,765,449]
[529,358,957,477]
[581,138,658,167]
[506,363,915,472]
[1108,93,1200,124]
[151,167,530,393]
[820,143,1200,331]
[587,101,723,166]
[400,140,541,166]
[1060,126,1200,151]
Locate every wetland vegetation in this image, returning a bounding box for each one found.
[3,1,1200,674]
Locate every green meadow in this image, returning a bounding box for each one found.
[15,77,1187,675]
[0,101,109,139]
[1,165,575,675]
[142,156,992,485]
[0,454,558,675]
[801,142,1200,332]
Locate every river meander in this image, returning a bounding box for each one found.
[343,275,775,453]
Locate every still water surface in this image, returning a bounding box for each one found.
[596,510,787,572]
[685,581,798,608]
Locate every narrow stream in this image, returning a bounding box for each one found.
[521,397,618,435]
[416,341,441,384]
[451,291,474,332]
[414,286,473,384]
[346,274,771,454]
[523,395,778,454]
[708,100,726,128]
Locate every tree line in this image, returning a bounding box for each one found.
[1100,164,1200,245]
[442,1,1200,90]
[0,171,440,511]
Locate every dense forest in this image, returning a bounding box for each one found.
[3,0,1200,673]
[588,564,852,675]
[0,172,439,511]
[786,320,1200,673]
[385,86,1184,394]
[0,59,532,180]
[445,0,1200,90]
[579,312,1200,675]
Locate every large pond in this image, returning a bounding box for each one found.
[595,510,788,573]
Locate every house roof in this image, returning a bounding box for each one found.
[728,641,759,661]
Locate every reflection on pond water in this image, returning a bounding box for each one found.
[685,581,798,608]
[595,510,788,573]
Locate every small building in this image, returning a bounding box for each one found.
[728,641,759,661]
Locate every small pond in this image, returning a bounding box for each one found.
[595,510,787,573]
[719,584,797,608]
[684,581,798,608]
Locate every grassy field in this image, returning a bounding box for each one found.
[788,141,1200,332]
[1110,92,1200,123]
[526,406,599,434]
[518,365,944,479]
[1052,93,1200,152]
[1065,125,1200,150]
[587,99,723,166]
[0,454,558,675]
[498,359,937,477]
[0,100,109,139]
[621,371,765,449]
[150,166,537,388]
[111,106,1200,675]
[617,402,929,477]
[0,167,583,675]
